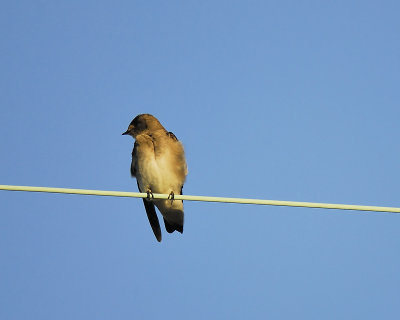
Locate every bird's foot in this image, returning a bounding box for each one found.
[167,191,175,204]
[146,189,154,200]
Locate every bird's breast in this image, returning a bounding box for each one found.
[137,152,181,193]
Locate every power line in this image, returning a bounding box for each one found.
[1,184,399,214]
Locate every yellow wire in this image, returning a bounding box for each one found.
[1,184,399,214]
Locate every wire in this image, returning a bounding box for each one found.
[1,184,399,214]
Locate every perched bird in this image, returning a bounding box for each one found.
[122,114,188,242]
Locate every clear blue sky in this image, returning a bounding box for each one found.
[1,1,399,319]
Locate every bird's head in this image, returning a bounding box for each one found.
[122,114,163,138]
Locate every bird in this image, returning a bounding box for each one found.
[122,114,188,242]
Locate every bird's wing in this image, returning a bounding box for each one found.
[167,131,178,141]
[166,131,188,176]
[137,181,162,242]
[130,142,137,177]
[142,198,162,242]
[155,131,185,234]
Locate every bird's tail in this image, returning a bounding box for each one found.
[156,200,184,234]
[163,217,183,234]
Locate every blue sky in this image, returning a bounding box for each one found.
[1,1,399,319]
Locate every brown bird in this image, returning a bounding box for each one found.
[122,114,188,242]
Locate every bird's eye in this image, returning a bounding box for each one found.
[134,119,147,132]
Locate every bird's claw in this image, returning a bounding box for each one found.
[168,191,174,204]
[146,189,154,200]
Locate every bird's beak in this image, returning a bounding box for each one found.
[122,124,134,136]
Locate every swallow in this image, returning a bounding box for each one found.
[122,114,188,242]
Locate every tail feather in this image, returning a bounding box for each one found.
[163,217,183,234]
